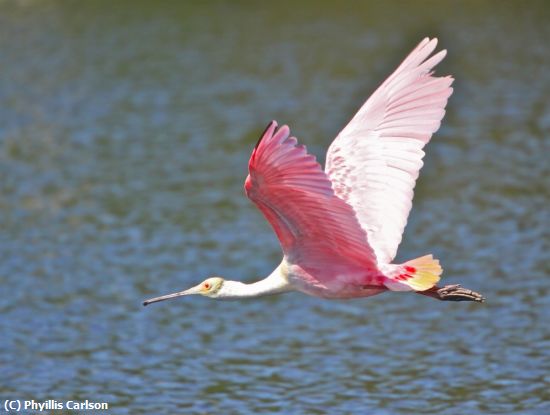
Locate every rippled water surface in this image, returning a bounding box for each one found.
[1,1,549,414]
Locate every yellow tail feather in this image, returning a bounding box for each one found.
[399,254,443,291]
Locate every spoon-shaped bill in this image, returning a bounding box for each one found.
[143,285,201,306]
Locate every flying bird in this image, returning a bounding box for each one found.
[144,38,484,307]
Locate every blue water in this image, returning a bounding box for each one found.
[1,1,548,413]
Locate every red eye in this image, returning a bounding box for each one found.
[204,282,211,289]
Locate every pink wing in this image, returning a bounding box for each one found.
[325,37,453,265]
[245,121,377,270]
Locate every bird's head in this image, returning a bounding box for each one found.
[143,277,225,306]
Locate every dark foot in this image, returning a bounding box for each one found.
[418,284,485,302]
[437,284,485,302]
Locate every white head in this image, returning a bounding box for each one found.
[143,277,225,306]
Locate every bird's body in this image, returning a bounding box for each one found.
[144,37,485,307]
[286,261,386,299]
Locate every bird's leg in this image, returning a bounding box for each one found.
[417,284,485,302]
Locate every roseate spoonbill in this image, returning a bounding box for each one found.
[144,37,485,306]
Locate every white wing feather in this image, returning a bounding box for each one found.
[325,38,453,264]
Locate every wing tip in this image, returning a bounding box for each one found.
[255,120,278,150]
[418,37,438,54]
[426,36,437,46]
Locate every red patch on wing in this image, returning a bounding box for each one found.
[396,274,412,281]
[404,266,416,273]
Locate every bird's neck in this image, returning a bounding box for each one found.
[218,264,292,299]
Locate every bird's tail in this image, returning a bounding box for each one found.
[384,255,442,292]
